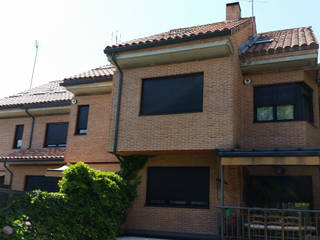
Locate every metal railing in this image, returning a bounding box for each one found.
[217,206,320,240]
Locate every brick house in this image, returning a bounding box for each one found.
[0,1,319,239]
[101,2,320,239]
[0,65,119,191]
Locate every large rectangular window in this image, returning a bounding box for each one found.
[44,123,68,147]
[254,82,313,123]
[146,167,210,208]
[140,73,204,115]
[13,125,24,149]
[75,105,89,135]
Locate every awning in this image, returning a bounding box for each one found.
[46,165,69,177]
[218,148,320,166]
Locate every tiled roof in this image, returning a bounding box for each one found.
[105,18,251,51]
[0,148,65,161]
[0,81,73,109]
[63,65,114,81]
[243,27,319,56]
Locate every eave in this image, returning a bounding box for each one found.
[63,81,113,96]
[0,105,71,119]
[240,52,318,74]
[108,39,234,69]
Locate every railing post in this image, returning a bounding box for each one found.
[220,165,224,240]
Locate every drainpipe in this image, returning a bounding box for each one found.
[25,109,35,149]
[111,52,123,154]
[3,162,13,188]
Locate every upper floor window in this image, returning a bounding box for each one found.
[75,105,89,135]
[254,83,313,123]
[146,167,210,208]
[44,122,68,148]
[140,73,204,116]
[13,125,24,149]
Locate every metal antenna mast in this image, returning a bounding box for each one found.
[251,0,254,36]
[29,40,39,89]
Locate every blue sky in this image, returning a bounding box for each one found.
[0,0,319,98]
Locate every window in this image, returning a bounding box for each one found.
[13,125,24,149]
[254,83,313,123]
[25,176,61,192]
[44,123,68,147]
[140,73,204,115]
[146,167,210,208]
[75,105,89,135]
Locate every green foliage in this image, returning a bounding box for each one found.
[0,158,149,240]
[117,155,149,205]
[0,162,132,240]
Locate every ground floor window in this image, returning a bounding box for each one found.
[25,176,61,192]
[245,176,313,209]
[146,167,210,208]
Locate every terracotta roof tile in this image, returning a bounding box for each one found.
[105,18,251,51]
[0,81,73,109]
[0,148,65,160]
[63,65,114,81]
[243,27,319,56]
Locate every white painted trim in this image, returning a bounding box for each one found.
[65,82,112,91]
[114,40,232,60]
[241,53,318,67]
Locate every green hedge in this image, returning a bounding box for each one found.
[0,162,133,240]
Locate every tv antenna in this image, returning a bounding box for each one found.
[29,40,39,89]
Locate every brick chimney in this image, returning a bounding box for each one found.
[226,2,241,21]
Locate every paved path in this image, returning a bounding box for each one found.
[117,237,169,240]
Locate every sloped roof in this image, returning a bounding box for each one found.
[0,81,73,110]
[61,65,114,86]
[105,18,251,52]
[242,27,319,56]
[0,148,65,161]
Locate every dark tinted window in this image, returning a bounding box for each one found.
[25,176,61,192]
[140,73,204,115]
[75,105,89,135]
[13,125,24,149]
[146,167,210,208]
[44,123,68,147]
[254,82,313,123]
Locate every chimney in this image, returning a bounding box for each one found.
[226,2,241,21]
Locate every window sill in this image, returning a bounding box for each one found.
[145,203,209,209]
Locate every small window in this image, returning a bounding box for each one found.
[140,73,204,116]
[13,125,24,149]
[146,167,210,208]
[75,105,89,135]
[277,105,294,120]
[254,83,313,123]
[44,123,68,147]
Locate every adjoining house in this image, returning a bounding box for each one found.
[0,65,119,192]
[99,2,320,240]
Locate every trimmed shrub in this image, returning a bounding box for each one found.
[0,162,131,240]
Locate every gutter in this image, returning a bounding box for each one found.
[111,53,123,154]
[25,109,35,149]
[104,29,231,54]
[3,162,13,188]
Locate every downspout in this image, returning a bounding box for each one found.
[111,52,123,154]
[25,109,35,149]
[3,162,13,188]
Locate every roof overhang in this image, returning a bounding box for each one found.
[219,148,320,166]
[0,105,71,119]
[63,82,113,96]
[108,39,234,69]
[104,29,231,54]
[241,53,318,74]
[0,158,65,165]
